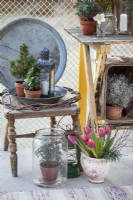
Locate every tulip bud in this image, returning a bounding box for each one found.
[99,127,105,138]
[84,125,92,134]
[105,125,111,135]
[68,135,76,144]
[74,130,78,136]
[81,133,89,143]
[88,139,95,148]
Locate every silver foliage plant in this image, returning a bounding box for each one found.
[106,74,133,108]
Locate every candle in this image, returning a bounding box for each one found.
[120,13,127,32]
[41,81,49,95]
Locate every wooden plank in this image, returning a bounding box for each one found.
[78,44,87,129]
[83,45,97,124]
[64,27,133,45]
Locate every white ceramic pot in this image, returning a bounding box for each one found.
[80,153,110,183]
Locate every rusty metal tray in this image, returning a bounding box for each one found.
[9,86,68,105]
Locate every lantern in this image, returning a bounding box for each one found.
[113,0,132,34]
[57,118,81,178]
[37,47,55,97]
[65,128,81,178]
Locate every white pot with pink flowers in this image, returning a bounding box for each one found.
[68,121,126,183]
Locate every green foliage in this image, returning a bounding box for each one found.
[97,0,112,2]
[35,141,61,167]
[125,0,133,11]
[85,130,121,161]
[73,0,102,20]
[24,65,41,91]
[9,43,36,80]
[68,122,123,162]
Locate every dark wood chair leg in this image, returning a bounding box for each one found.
[3,124,9,151]
[8,118,17,177]
[50,117,57,128]
[71,114,79,131]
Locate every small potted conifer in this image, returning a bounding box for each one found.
[24,65,41,98]
[9,43,36,97]
[35,140,61,182]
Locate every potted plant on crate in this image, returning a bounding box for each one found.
[35,140,61,182]
[24,65,41,98]
[73,0,102,35]
[9,43,36,97]
[106,74,133,119]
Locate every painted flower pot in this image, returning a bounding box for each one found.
[80,153,109,183]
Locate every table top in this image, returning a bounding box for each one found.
[65,27,133,45]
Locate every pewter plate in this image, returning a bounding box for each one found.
[0,18,67,90]
[9,86,68,105]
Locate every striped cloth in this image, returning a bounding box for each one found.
[0,186,133,200]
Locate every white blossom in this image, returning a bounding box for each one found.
[93,13,105,25]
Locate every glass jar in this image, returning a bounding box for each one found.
[96,14,114,37]
[33,128,68,188]
[113,0,132,34]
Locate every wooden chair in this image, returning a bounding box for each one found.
[3,104,80,177]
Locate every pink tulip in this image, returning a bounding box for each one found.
[99,127,105,138]
[81,133,89,143]
[105,125,111,135]
[74,130,78,136]
[84,125,92,134]
[68,135,76,144]
[88,139,95,148]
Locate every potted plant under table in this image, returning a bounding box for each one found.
[106,74,133,120]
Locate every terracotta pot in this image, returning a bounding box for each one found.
[80,20,96,35]
[80,153,109,183]
[24,89,41,98]
[40,164,59,182]
[15,81,25,97]
[72,0,77,3]
[106,106,123,120]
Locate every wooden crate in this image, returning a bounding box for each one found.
[99,57,133,125]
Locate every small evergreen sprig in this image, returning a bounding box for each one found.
[107,74,133,108]
[24,65,41,91]
[35,141,61,167]
[10,43,36,80]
